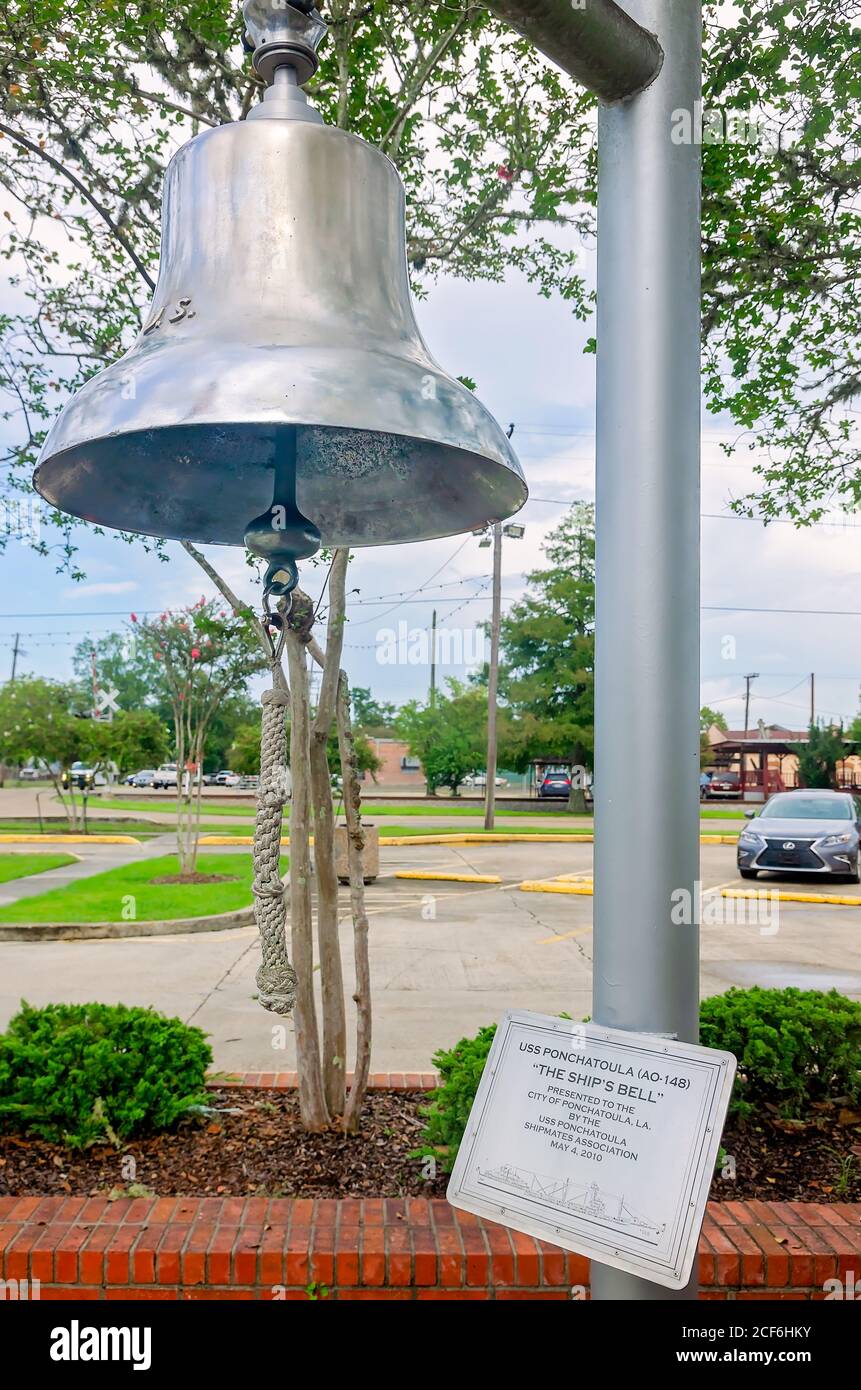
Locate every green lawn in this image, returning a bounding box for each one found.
[0,853,287,924]
[0,852,77,883]
[87,797,254,817]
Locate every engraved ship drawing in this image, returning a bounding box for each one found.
[477,1165,664,1236]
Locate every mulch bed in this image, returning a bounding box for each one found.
[1,1089,859,1202]
[148,873,238,885]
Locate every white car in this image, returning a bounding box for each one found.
[152,763,179,789]
[214,770,241,787]
[464,772,508,789]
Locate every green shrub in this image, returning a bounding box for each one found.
[699,986,861,1119]
[0,1001,212,1147]
[416,1024,497,1173]
[419,988,861,1170]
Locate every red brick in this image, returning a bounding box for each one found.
[55,1226,90,1284]
[483,1223,515,1285]
[233,1227,264,1285]
[6,1197,41,1222]
[105,1225,138,1284]
[155,1224,186,1285]
[206,1226,238,1285]
[722,1224,765,1286]
[133,1227,162,1284]
[5,1227,37,1281]
[30,1195,69,1225]
[746,1223,789,1287]
[361,1225,386,1287]
[309,1222,335,1286]
[701,1218,741,1286]
[537,1239,567,1286]
[79,1224,114,1285]
[335,1225,360,1285]
[259,1225,288,1287]
[385,1223,411,1286]
[508,1229,540,1287]
[412,1229,437,1287]
[182,1221,215,1286]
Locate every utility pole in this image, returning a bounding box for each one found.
[484,521,503,830]
[429,609,437,707]
[809,672,815,727]
[9,634,21,681]
[592,0,701,1301]
[741,673,759,800]
[743,673,758,737]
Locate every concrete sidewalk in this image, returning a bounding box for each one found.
[2,840,859,1070]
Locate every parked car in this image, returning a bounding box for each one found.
[126,768,156,788]
[737,789,861,883]
[152,763,179,790]
[19,763,44,781]
[705,772,742,800]
[201,771,220,786]
[61,761,105,791]
[538,771,572,799]
[214,770,241,787]
[464,772,508,790]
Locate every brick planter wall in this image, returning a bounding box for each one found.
[2,1197,859,1300]
[3,1077,858,1299]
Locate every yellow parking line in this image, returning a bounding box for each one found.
[395,870,502,884]
[537,926,593,945]
[380,833,594,846]
[723,888,861,907]
[0,833,140,844]
[520,880,594,895]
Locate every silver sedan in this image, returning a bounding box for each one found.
[736,789,861,883]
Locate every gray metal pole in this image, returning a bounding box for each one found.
[485,0,663,103]
[484,522,503,830]
[591,0,702,1300]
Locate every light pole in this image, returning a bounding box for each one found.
[591,0,702,1300]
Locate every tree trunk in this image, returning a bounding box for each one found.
[286,630,330,1130]
[337,670,372,1134]
[309,549,350,1118]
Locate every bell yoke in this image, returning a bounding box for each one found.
[33,0,527,609]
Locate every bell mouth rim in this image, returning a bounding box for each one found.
[34,420,528,552]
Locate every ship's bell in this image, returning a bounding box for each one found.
[33,1,526,553]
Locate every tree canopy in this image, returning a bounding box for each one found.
[496,501,594,771]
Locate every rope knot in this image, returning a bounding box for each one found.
[262,688,290,708]
[256,962,298,1016]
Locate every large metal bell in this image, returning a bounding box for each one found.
[34,4,526,551]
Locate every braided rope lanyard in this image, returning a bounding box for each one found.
[252,594,297,1015]
[244,431,320,1015]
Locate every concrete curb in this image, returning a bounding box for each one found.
[0,904,257,942]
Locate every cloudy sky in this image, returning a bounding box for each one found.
[2,224,859,732]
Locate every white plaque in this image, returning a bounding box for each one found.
[447,1011,736,1289]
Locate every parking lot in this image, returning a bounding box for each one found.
[2,836,859,1072]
